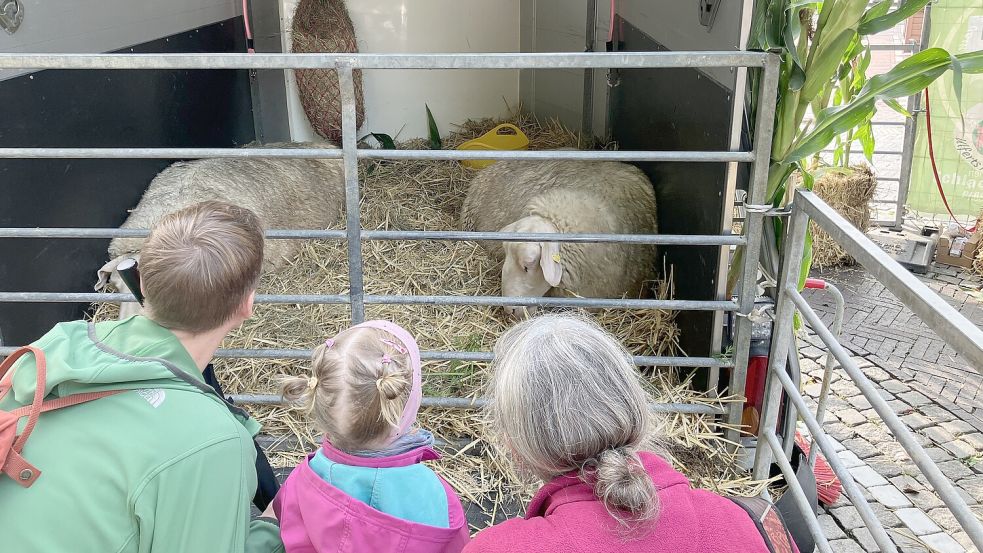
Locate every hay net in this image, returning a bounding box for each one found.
[291,0,365,142]
[92,112,772,526]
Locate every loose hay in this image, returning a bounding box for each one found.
[92,112,773,526]
[811,164,877,269]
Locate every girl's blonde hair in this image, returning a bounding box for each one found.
[487,314,658,526]
[281,326,411,451]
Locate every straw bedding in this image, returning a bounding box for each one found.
[92,113,773,526]
[810,164,877,269]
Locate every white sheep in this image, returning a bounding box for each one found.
[460,159,659,318]
[95,142,345,318]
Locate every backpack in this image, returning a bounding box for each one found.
[727,495,797,553]
[0,345,124,488]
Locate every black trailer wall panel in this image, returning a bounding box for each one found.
[609,18,747,369]
[0,18,256,346]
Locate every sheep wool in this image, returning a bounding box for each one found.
[460,159,659,300]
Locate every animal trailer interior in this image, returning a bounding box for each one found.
[0,1,751,383]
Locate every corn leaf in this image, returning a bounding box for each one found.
[858,42,872,74]
[784,7,807,90]
[863,0,893,22]
[883,97,911,118]
[798,160,815,191]
[801,29,857,101]
[425,104,441,150]
[370,133,396,150]
[797,228,814,292]
[957,50,983,73]
[859,0,929,36]
[950,53,964,129]
[782,47,955,163]
[750,0,786,50]
[855,118,875,161]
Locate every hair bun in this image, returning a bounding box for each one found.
[593,447,657,523]
[376,372,409,401]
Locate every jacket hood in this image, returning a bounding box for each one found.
[9,317,257,433]
[275,452,470,553]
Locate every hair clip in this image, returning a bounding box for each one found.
[307,376,319,390]
[381,354,392,366]
[324,338,335,349]
[380,338,407,355]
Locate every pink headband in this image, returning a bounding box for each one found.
[323,320,422,442]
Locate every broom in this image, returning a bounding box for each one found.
[795,431,843,505]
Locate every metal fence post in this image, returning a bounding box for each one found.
[892,4,931,231]
[338,65,365,323]
[752,201,809,480]
[725,53,780,445]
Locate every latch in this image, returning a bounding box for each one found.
[699,0,721,31]
[0,0,24,35]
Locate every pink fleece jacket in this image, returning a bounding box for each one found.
[274,444,469,553]
[464,452,778,553]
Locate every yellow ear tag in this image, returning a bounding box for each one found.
[551,253,562,263]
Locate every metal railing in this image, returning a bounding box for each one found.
[752,189,983,552]
[0,51,780,420]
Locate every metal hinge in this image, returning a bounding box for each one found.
[0,0,24,35]
[699,0,721,31]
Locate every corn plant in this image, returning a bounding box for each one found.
[728,0,983,293]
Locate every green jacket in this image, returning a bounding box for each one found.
[0,316,284,553]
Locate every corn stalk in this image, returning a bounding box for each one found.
[727,0,983,295]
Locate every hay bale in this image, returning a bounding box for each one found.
[291,0,364,141]
[811,164,877,269]
[91,112,774,525]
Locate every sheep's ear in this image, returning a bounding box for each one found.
[96,255,128,292]
[540,242,562,287]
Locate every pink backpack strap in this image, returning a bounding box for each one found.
[0,346,123,488]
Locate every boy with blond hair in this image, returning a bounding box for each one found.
[0,201,284,553]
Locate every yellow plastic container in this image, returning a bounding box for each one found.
[457,123,530,169]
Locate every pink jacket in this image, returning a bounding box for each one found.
[464,452,776,553]
[274,445,470,553]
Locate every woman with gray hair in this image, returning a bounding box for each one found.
[464,314,791,552]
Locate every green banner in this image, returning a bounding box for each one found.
[908,4,983,217]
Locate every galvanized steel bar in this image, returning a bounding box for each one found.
[763,432,834,553]
[894,3,931,230]
[808,282,844,468]
[0,291,736,311]
[752,199,809,481]
[365,294,734,310]
[790,288,983,549]
[0,345,731,368]
[0,51,772,71]
[358,149,755,163]
[338,67,365,324]
[726,53,781,444]
[0,147,753,163]
[771,366,899,553]
[797,190,983,370]
[0,227,745,246]
[226,393,726,415]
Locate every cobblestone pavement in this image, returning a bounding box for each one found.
[794,255,983,551]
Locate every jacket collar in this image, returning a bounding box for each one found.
[320,439,441,468]
[525,451,686,518]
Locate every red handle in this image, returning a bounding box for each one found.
[804,278,827,290]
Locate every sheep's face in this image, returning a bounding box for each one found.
[500,216,562,320]
[96,254,144,320]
